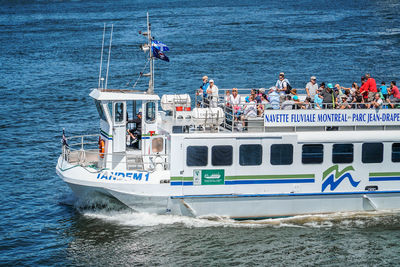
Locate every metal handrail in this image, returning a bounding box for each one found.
[193,88,400,132]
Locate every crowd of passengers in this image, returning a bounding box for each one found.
[197,73,400,122]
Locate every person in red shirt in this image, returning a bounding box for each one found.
[388,81,400,108]
[364,73,377,108]
[359,76,369,103]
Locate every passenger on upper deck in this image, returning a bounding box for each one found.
[230,88,241,117]
[314,88,323,109]
[268,87,280,110]
[198,75,209,107]
[371,93,383,109]
[337,90,352,109]
[365,73,377,106]
[206,79,219,108]
[359,76,369,104]
[302,97,312,109]
[305,76,318,99]
[240,95,257,128]
[341,82,358,97]
[281,95,294,110]
[388,81,400,108]
[275,72,291,99]
[319,82,326,92]
[258,92,269,115]
[380,81,388,100]
[225,90,231,107]
[351,90,365,109]
[292,95,302,109]
[322,83,337,109]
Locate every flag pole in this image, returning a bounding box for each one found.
[147,12,154,94]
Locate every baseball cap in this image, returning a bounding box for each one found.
[209,79,214,83]
[327,83,334,89]
[279,72,285,76]
[311,76,316,80]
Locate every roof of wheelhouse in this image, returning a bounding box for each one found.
[90,88,160,101]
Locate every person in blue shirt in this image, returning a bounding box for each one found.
[268,87,280,110]
[379,81,388,100]
[197,75,209,107]
[314,88,324,109]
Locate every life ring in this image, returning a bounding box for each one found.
[99,138,105,158]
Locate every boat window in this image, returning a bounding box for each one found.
[302,144,323,164]
[152,137,163,153]
[393,143,400,162]
[239,144,262,166]
[212,146,233,166]
[362,143,383,163]
[145,101,156,123]
[332,144,353,164]
[270,144,293,165]
[114,102,124,123]
[187,146,208,166]
[94,100,107,121]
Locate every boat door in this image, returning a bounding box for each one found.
[112,101,126,152]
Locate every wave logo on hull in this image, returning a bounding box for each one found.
[322,165,360,192]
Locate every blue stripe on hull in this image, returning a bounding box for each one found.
[100,131,112,140]
[171,181,194,186]
[171,179,315,186]
[369,176,400,181]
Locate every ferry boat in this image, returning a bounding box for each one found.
[56,15,400,219]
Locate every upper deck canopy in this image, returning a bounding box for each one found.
[90,88,160,101]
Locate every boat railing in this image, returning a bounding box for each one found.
[62,134,100,167]
[192,88,400,132]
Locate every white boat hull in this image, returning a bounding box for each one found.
[57,157,400,219]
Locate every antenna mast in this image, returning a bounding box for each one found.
[105,24,114,90]
[139,13,154,94]
[98,23,106,89]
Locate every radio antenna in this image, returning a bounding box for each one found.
[105,24,114,90]
[98,23,106,89]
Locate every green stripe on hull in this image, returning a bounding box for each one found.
[100,130,112,138]
[171,177,193,181]
[370,172,400,177]
[171,174,315,181]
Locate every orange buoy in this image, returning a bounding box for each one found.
[99,138,105,158]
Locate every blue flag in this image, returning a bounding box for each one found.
[152,46,169,62]
[152,40,169,51]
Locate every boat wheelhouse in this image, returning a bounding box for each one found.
[56,15,400,219]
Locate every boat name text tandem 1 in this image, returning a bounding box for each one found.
[96,172,149,181]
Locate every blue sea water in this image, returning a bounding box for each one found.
[1,0,400,265]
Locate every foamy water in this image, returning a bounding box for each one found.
[82,208,400,229]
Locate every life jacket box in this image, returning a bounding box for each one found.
[192,107,225,126]
[161,94,191,111]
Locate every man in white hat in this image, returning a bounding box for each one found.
[275,72,290,94]
[305,76,318,99]
[206,79,219,108]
